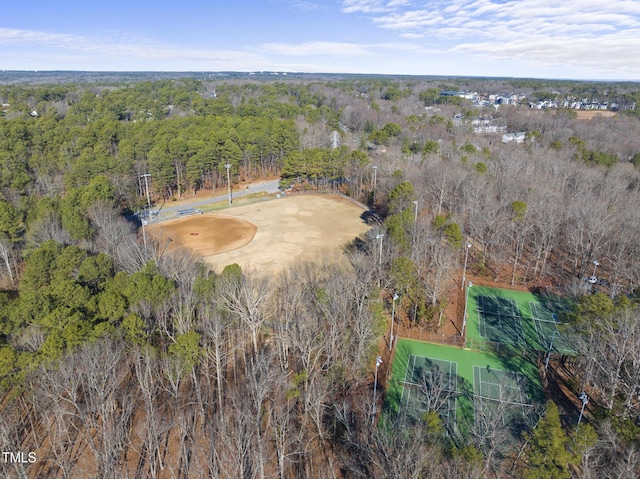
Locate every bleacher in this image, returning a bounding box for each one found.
[177,208,203,217]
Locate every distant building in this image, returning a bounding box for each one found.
[502,132,527,144]
[472,117,506,134]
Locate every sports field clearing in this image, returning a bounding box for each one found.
[148,195,370,273]
[386,339,543,435]
[465,285,575,354]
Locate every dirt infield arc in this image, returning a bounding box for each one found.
[148,195,371,273]
[148,215,258,256]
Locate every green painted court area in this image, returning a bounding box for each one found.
[465,285,575,355]
[386,338,543,436]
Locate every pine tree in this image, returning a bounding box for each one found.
[524,401,573,479]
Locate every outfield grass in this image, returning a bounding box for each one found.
[386,338,543,435]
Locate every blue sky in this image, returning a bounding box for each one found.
[1,0,639,80]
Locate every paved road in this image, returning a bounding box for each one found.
[150,179,282,219]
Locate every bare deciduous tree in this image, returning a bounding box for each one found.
[218,271,270,355]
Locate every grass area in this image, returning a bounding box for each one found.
[386,338,543,436]
[465,285,574,354]
[154,191,276,222]
[196,191,274,213]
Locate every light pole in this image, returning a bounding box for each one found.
[390,293,399,350]
[372,166,378,207]
[462,242,472,291]
[140,173,152,217]
[372,355,382,424]
[588,260,600,288]
[376,233,384,265]
[411,200,419,256]
[141,217,148,251]
[461,281,473,338]
[576,391,588,433]
[225,164,232,206]
[544,327,557,373]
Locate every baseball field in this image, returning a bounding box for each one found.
[147,194,371,273]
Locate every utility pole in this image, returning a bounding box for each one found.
[141,173,152,217]
[225,164,232,206]
[372,165,378,207]
[390,292,399,350]
[411,200,419,256]
[376,233,384,265]
[372,356,382,424]
[141,218,148,251]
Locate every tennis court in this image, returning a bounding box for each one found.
[398,355,458,427]
[477,295,525,345]
[465,286,576,354]
[473,365,534,435]
[529,301,575,354]
[387,339,544,437]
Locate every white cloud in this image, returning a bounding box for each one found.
[340,0,640,76]
[0,27,266,68]
[0,28,82,47]
[341,0,403,14]
[260,41,374,56]
[454,30,640,75]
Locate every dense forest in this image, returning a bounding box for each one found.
[1,74,640,478]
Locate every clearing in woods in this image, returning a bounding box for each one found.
[147,194,371,273]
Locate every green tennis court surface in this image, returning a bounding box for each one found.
[477,295,525,345]
[399,355,458,427]
[466,285,576,354]
[529,301,575,354]
[386,339,543,437]
[473,365,534,433]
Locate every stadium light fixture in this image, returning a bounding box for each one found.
[372,355,382,424]
[587,260,600,287]
[390,293,399,350]
[461,281,473,337]
[576,391,589,433]
[462,242,472,291]
[225,164,232,206]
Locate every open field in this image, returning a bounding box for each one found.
[148,194,371,273]
[574,110,617,120]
